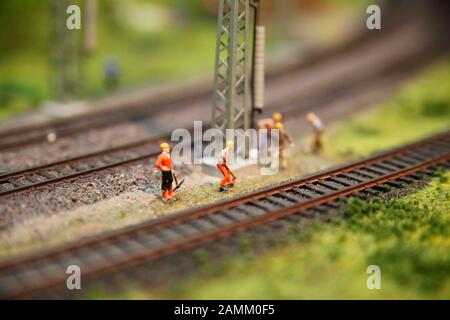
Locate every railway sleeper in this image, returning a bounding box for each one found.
[415,145,442,155]
[238,202,267,216]
[360,166,386,176]
[33,260,67,280]
[402,152,427,163]
[68,164,87,172]
[374,162,399,172]
[76,250,107,268]
[433,140,450,150]
[37,171,56,179]
[153,228,184,243]
[423,143,448,153]
[246,199,279,212]
[275,191,302,204]
[25,175,42,184]
[134,233,165,248]
[315,180,339,191]
[382,159,408,168]
[311,182,336,193]
[205,213,235,228]
[390,156,417,166]
[347,169,375,180]
[8,180,25,188]
[326,176,352,187]
[188,218,218,232]
[265,195,293,208]
[115,237,148,253]
[95,243,127,260]
[302,184,327,195]
[222,209,251,223]
[171,222,203,237]
[15,267,47,290]
[291,187,317,199]
[339,172,365,183]
[289,187,314,200]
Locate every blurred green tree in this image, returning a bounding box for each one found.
[0,0,49,53]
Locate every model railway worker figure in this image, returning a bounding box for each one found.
[257,112,284,153]
[155,142,176,203]
[274,123,294,170]
[217,140,236,192]
[306,112,325,154]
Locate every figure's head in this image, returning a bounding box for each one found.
[307,112,317,122]
[274,122,284,130]
[272,112,283,122]
[226,140,234,149]
[160,142,171,153]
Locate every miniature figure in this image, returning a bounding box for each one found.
[306,112,324,154]
[257,112,283,131]
[217,140,236,192]
[155,142,179,203]
[273,122,293,169]
[257,112,284,153]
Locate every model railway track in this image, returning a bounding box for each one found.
[0,131,448,299]
[0,39,440,201]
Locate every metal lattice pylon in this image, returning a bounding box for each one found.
[212,0,253,133]
[49,0,82,101]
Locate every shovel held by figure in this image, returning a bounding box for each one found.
[172,170,185,192]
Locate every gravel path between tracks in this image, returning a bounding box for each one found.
[0,161,160,227]
[0,153,331,259]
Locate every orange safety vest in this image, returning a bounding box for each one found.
[155,152,173,171]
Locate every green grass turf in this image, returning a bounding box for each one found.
[321,57,450,161]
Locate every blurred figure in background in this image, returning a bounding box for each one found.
[257,112,284,153]
[103,58,120,91]
[273,122,293,170]
[306,112,324,154]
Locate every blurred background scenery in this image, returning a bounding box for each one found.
[0,0,371,122]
